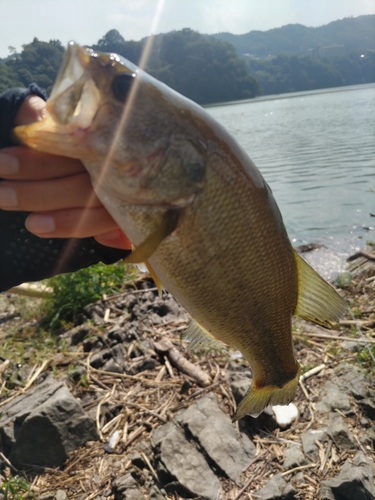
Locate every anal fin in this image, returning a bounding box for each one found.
[184,318,224,350]
[293,249,347,327]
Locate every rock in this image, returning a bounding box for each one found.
[127,357,159,375]
[328,412,356,450]
[60,324,95,346]
[0,425,15,455]
[334,363,373,400]
[360,426,375,447]
[226,371,251,403]
[316,382,352,414]
[283,443,308,470]
[148,485,165,500]
[320,451,375,500]
[0,375,98,467]
[301,429,327,458]
[271,404,298,428]
[257,473,298,499]
[359,398,375,421]
[83,335,105,353]
[55,491,68,500]
[176,393,256,483]
[151,421,221,500]
[112,473,145,500]
[90,344,125,372]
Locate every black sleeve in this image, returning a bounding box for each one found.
[0,84,130,292]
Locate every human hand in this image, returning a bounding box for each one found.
[0,95,131,250]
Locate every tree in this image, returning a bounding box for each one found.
[6,38,64,94]
[93,30,143,65]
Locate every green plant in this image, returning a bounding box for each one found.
[0,475,34,500]
[43,262,135,329]
[355,344,375,375]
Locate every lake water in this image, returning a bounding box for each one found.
[206,84,375,278]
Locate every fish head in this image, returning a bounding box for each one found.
[14,42,208,207]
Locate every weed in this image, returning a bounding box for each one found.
[42,261,135,329]
[0,474,34,500]
[355,343,375,376]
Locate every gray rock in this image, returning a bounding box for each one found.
[226,371,251,403]
[148,485,165,500]
[61,324,95,346]
[301,429,327,458]
[176,393,256,483]
[0,425,15,455]
[112,473,145,500]
[359,398,375,421]
[320,451,375,500]
[328,413,356,450]
[0,375,97,467]
[128,357,159,375]
[257,473,298,499]
[316,382,352,414]
[91,344,125,372]
[0,375,61,422]
[151,421,220,500]
[334,363,373,400]
[360,426,375,447]
[283,443,308,470]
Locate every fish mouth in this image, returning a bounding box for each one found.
[13,42,103,153]
[47,41,101,129]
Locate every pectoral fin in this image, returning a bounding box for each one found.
[293,250,347,327]
[125,209,179,264]
[145,260,163,297]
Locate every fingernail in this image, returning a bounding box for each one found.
[25,215,55,234]
[99,229,122,241]
[0,186,18,207]
[0,153,19,175]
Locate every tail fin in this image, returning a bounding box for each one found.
[232,368,300,421]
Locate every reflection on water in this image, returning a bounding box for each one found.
[207,84,375,277]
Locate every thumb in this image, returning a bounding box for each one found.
[14,95,46,126]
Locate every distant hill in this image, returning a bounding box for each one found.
[211,15,375,58]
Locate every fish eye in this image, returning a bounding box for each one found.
[111,73,136,102]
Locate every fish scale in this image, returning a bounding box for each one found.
[14,42,347,420]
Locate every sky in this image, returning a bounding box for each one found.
[0,0,374,58]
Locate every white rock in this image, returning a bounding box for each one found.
[271,403,299,428]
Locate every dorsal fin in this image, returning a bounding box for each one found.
[293,250,347,327]
[184,318,224,350]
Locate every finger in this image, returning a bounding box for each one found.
[14,95,46,126]
[95,230,132,250]
[0,147,84,180]
[25,207,131,244]
[0,172,101,211]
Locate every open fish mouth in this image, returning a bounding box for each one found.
[46,42,102,129]
[13,41,139,157]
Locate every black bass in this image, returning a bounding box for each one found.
[14,42,347,420]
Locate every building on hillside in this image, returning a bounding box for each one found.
[307,45,345,59]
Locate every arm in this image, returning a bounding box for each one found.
[0,85,131,292]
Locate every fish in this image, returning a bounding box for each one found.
[14,42,347,420]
